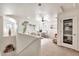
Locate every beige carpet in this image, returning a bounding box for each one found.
[40,38,79,56]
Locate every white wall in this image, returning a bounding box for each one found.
[0,16,3,55]
[57,8,79,51]
[48,18,57,39]
[17,17,38,34]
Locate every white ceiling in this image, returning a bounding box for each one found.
[0,3,79,21]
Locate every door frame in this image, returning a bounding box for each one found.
[61,16,77,50]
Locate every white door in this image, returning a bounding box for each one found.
[61,16,77,50]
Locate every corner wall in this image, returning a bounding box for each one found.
[0,16,3,55]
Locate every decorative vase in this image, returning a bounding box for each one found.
[22,21,28,33]
[9,28,11,36]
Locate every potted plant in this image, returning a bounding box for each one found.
[22,21,28,33]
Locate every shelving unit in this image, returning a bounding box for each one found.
[58,16,78,51]
[63,19,73,45]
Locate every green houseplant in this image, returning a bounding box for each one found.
[22,21,28,33]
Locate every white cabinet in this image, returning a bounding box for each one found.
[57,9,79,51]
[16,33,41,56]
[59,16,78,50]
